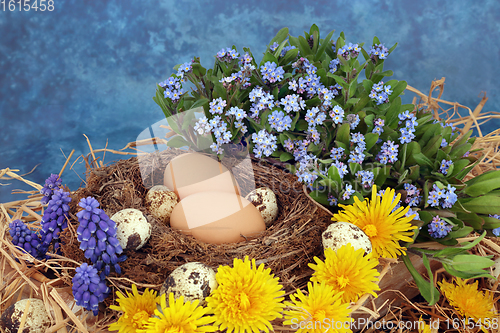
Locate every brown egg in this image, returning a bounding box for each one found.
[170,191,266,244]
[163,153,240,200]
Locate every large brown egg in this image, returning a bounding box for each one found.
[163,153,240,200]
[170,191,265,244]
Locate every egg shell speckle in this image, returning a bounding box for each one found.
[160,262,217,306]
[145,185,178,225]
[111,208,151,251]
[245,187,278,226]
[0,298,51,333]
[322,222,372,254]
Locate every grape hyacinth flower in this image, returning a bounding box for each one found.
[8,219,44,259]
[428,216,453,238]
[76,197,126,279]
[40,174,62,205]
[72,263,109,316]
[39,189,72,254]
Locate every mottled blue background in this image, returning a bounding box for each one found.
[1,0,499,203]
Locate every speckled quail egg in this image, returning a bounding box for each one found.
[487,257,500,288]
[244,187,278,226]
[322,222,372,255]
[0,298,51,333]
[160,262,218,306]
[111,208,151,251]
[145,185,178,225]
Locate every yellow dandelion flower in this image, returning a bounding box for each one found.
[331,185,417,258]
[140,293,216,333]
[309,245,380,303]
[438,278,497,323]
[283,282,353,333]
[417,316,433,333]
[205,256,285,333]
[108,284,160,333]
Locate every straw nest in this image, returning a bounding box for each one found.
[1,79,500,332]
[59,148,332,298]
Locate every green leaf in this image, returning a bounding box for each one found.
[167,135,190,148]
[364,133,379,152]
[385,97,402,127]
[280,152,294,162]
[442,263,494,280]
[449,159,471,179]
[273,38,289,59]
[349,163,362,176]
[402,255,440,305]
[422,135,443,159]
[451,254,494,271]
[298,35,312,56]
[464,172,500,196]
[482,216,500,229]
[189,98,209,110]
[456,212,484,230]
[296,119,308,131]
[413,153,434,168]
[345,98,360,106]
[269,27,289,47]
[327,165,342,191]
[389,81,407,102]
[261,52,279,67]
[447,226,474,239]
[460,196,500,215]
[280,48,299,65]
[308,189,330,205]
[314,29,335,62]
[337,123,350,147]
[374,165,391,187]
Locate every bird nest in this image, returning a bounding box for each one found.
[59,147,332,301]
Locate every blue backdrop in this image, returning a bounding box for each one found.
[1,0,499,203]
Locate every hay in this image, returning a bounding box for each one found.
[1,79,500,332]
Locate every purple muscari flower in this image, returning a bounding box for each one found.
[428,216,453,238]
[440,159,453,176]
[39,189,71,254]
[342,184,355,201]
[8,219,45,259]
[76,197,126,279]
[40,174,62,205]
[72,263,109,316]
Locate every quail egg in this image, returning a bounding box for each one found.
[145,185,178,225]
[245,187,278,226]
[111,208,151,251]
[160,262,217,305]
[322,222,372,255]
[0,298,50,333]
